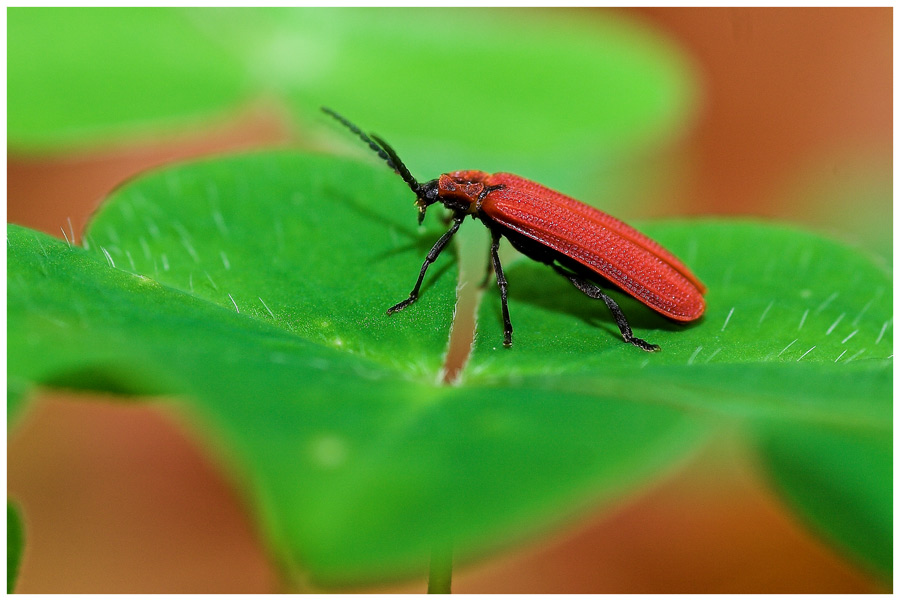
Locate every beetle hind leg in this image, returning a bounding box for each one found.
[552,265,660,352]
[490,231,513,346]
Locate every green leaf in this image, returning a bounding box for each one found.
[9,8,697,202]
[774,156,893,266]
[467,220,892,576]
[210,8,697,192]
[753,420,891,579]
[8,7,251,152]
[7,154,705,585]
[8,153,891,584]
[469,220,892,371]
[8,503,24,594]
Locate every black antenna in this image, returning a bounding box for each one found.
[370,134,418,195]
[321,107,421,196]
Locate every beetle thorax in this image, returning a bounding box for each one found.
[437,171,491,214]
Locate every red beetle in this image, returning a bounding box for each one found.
[323,108,706,352]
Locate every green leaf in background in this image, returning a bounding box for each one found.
[8,154,891,584]
[197,8,697,191]
[8,7,251,152]
[773,154,893,267]
[9,7,697,205]
[8,503,24,594]
[754,420,891,580]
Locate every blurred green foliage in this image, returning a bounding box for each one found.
[7,503,24,594]
[7,8,251,151]
[8,7,698,204]
[773,155,893,266]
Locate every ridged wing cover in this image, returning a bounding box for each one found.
[481,173,706,321]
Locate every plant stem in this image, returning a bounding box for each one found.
[427,545,453,594]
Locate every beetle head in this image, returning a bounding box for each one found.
[415,179,442,225]
[320,110,489,225]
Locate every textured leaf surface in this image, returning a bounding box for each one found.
[8,153,891,583]
[468,221,893,577]
[7,154,704,584]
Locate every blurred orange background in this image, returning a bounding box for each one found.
[7,7,891,593]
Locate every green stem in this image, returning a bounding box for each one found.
[427,545,453,594]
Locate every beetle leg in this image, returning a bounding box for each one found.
[552,265,660,352]
[387,215,464,315]
[490,231,513,346]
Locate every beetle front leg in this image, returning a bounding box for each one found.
[387,215,464,315]
[490,231,513,346]
[552,265,660,352]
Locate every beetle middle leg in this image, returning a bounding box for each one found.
[552,264,660,352]
[387,215,464,315]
